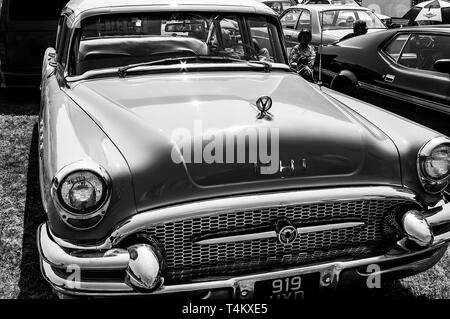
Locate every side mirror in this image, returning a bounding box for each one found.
[290,62,298,71]
[434,59,450,74]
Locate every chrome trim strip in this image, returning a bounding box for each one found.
[358,81,450,115]
[51,186,422,251]
[195,221,366,245]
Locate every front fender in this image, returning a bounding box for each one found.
[40,79,137,242]
[331,70,359,89]
[322,87,445,206]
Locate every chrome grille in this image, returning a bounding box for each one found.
[145,199,410,283]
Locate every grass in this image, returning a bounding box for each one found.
[0,90,55,299]
[0,89,449,299]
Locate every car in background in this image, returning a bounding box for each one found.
[316,27,450,114]
[279,4,387,52]
[0,0,67,88]
[303,0,392,26]
[256,0,299,15]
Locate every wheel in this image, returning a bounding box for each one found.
[337,82,360,99]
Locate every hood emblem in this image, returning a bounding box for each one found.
[256,96,273,119]
[275,219,298,245]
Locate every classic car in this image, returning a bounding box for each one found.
[0,0,67,88]
[279,4,387,52]
[302,0,392,26]
[38,0,450,299]
[315,26,450,114]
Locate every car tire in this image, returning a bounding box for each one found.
[337,82,360,99]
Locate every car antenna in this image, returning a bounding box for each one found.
[318,11,324,88]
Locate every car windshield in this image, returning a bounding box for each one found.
[72,12,285,76]
[263,1,294,14]
[307,0,359,4]
[321,9,385,30]
[329,0,359,5]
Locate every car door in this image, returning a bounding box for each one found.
[380,32,450,113]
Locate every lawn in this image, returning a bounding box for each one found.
[0,89,449,299]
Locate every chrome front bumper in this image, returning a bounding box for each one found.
[38,223,448,298]
[38,186,450,298]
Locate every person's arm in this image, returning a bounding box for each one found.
[307,46,316,68]
[289,46,300,67]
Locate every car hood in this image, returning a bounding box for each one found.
[69,70,401,212]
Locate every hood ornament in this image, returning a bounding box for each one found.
[256,96,273,119]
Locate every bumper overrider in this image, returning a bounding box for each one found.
[37,187,450,298]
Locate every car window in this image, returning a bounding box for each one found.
[56,16,70,67]
[263,1,292,15]
[248,16,276,61]
[384,33,410,62]
[398,34,450,72]
[296,10,311,31]
[306,0,359,4]
[8,0,67,21]
[72,12,286,75]
[321,9,385,30]
[280,9,301,29]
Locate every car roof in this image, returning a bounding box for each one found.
[338,25,450,48]
[389,25,450,33]
[289,4,369,11]
[65,0,276,19]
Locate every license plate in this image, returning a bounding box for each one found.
[254,273,320,300]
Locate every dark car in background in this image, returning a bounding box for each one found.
[0,0,67,88]
[316,27,450,114]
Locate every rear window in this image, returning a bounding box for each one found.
[9,0,67,21]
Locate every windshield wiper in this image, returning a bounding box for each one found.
[118,55,246,77]
[117,55,272,77]
[247,60,272,73]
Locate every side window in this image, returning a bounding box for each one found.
[398,34,450,72]
[56,16,70,68]
[280,9,301,29]
[248,16,275,62]
[219,16,243,50]
[55,16,66,52]
[384,33,410,62]
[296,10,311,31]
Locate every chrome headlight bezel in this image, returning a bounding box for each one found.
[417,137,450,194]
[51,161,112,230]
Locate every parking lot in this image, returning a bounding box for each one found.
[0,87,449,299]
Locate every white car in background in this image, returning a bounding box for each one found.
[279,4,387,51]
[303,0,392,26]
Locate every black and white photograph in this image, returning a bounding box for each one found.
[0,0,449,310]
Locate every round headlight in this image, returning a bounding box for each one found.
[418,137,450,194]
[51,161,112,229]
[59,171,106,214]
[423,145,450,180]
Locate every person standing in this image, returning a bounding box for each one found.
[289,29,316,82]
